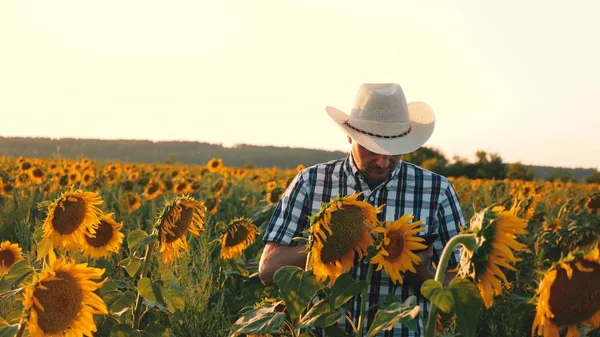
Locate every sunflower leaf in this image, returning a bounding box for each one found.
[231,303,286,337]
[273,266,325,323]
[329,272,366,310]
[0,324,18,337]
[128,230,156,253]
[366,296,419,337]
[35,237,53,261]
[296,299,341,328]
[421,280,455,313]
[0,260,32,292]
[119,257,142,278]
[448,278,482,337]
[137,278,158,303]
[108,291,137,316]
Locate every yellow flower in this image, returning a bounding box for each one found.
[157,195,206,264]
[212,178,228,197]
[207,158,223,173]
[125,192,141,213]
[265,180,277,192]
[266,186,284,205]
[308,193,381,284]
[0,241,24,276]
[220,217,260,260]
[532,247,600,337]
[370,215,427,285]
[42,188,104,249]
[144,178,165,200]
[23,257,108,337]
[457,203,528,308]
[82,213,125,258]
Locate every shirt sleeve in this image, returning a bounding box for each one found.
[432,181,465,267]
[262,172,310,246]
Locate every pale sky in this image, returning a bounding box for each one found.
[1,1,598,169]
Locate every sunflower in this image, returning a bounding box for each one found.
[206,196,221,215]
[296,164,305,172]
[23,256,108,337]
[0,241,24,276]
[457,203,528,308]
[157,195,207,264]
[81,170,95,187]
[265,181,277,192]
[207,158,223,173]
[212,178,228,197]
[82,213,124,258]
[586,192,600,214]
[370,214,427,285]
[266,186,285,205]
[31,167,46,184]
[174,180,191,194]
[532,247,600,337]
[42,188,104,249]
[144,178,165,200]
[307,193,381,284]
[220,217,260,260]
[128,171,140,181]
[20,159,33,171]
[125,192,142,213]
[0,180,15,197]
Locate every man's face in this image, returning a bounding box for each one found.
[349,137,402,183]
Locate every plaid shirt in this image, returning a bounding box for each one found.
[263,154,465,337]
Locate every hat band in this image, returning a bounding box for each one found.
[343,120,412,139]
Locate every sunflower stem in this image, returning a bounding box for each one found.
[356,260,374,337]
[423,234,476,337]
[132,241,155,330]
[16,316,28,337]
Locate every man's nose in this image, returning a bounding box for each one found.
[375,155,391,168]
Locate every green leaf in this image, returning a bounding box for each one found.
[323,325,351,337]
[366,296,420,337]
[448,278,482,337]
[160,270,185,312]
[0,317,8,327]
[231,303,286,337]
[298,332,317,337]
[273,266,325,322]
[153,282,177,314]
[0,260,32,292]
[36,237,53,261]
[0,324,18,337]
[107,291,136,316]
[128,230,152,253]
[119,257,142,277]
[297,299,341,329]
[4,312,20,325]
[329,272,366,310]
[421,280,455,313]
[111,324,133,337]
[137,278,157,303]
[94,259,115,277]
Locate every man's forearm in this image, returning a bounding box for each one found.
[258,243,307,286]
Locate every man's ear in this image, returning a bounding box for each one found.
[347,136,352,144]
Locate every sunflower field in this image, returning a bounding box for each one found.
[0,156,599,337]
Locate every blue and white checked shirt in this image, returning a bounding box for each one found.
[263,154,465,337]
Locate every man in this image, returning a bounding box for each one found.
[258,83,464,337]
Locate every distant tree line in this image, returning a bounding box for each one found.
[0,137,598,182]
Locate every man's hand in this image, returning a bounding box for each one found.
[258,242,307,286]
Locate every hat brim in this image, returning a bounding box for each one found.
[326,102,435,155]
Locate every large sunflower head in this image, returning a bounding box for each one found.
[42,188,104,249]
[82,213,124,258]
[156,195,207,264]
[307,193,382,284]
[370,214,427,285]
[0,241,24,276]
[220,217,260,260]
[532,247,600,337]
[457,203,529,309]
[23,256,108,337]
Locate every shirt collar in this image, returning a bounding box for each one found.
[344,153,402,188]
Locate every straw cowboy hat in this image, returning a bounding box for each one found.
[326,83,435,155]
